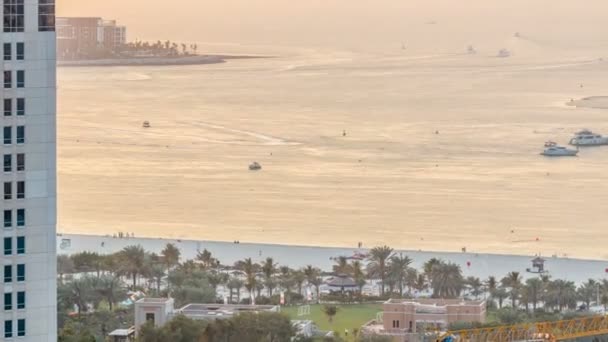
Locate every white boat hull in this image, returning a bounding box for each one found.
[541,150,578,157]
[569,137,608,146]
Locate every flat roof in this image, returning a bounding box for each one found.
[179,303,278,316]
[136,298,173,304]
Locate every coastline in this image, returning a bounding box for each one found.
[57,54,270,67]
[56,233,608,284]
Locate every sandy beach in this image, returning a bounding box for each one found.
[57,234,608,284]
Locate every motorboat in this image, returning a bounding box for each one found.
[541,145,578,157]
[249,162,262,171]
[497,49,511,58]
[569,130,608,146]
[544,141,557,148]
[142,121,151,128]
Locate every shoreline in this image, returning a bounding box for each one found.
[56,233,608,284]
[57,54,271,67]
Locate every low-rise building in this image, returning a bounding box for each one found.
[362,298,486,342]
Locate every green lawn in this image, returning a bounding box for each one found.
[282,304,382,340]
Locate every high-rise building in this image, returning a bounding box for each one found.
[1,1,57,341]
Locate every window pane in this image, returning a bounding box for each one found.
[17,181,24,199]
[16,42,24,60]
[17,236,24,254]
[16,209,25,227]
[16,70,24,88]
[4,98,12,116]
[16,126,24,144]
[17,319,24,337]
[16,154,24,171]
[16,292,24,309]
[3,126,11,144]
[4,210,12,228]
[17,264,24,281]
[3,43,10,60]
[3,265,12,283]
[3,293,11,310]
[3,154,11,172]
[4,320,12,338]
[4,182,11,200]
[16,98,24,115]
[4,71,11,88]
[3,237,12,255]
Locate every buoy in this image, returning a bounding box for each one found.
[466,261,471,268]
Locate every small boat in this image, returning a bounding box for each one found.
[497,49,511,58]
[142,121,150,128]
[569,130,608,146]
[544,141,557,147]
[541,145,578,157]
[249,162,262,171]
[467,45,476,54]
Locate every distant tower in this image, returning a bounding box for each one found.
[1,1,57,341]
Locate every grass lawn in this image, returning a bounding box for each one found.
[282,303,382,340]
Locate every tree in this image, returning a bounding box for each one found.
[228,312,294,342]
[466,276,483,299]
[352,261,367,295]
[241,258,258,301]
[309,276,323,303]
[367,246,394,296]
[148,263,166,294]
[423,258,442,288]
[226,276,244,303]
[93,275,127,311]
[71,251,103,276]
[138,315,207,342]
[428,261,464,298]
[485,276,498,299]
[578,279,598,310]
[526,278,543,312]
[388,254,413,297]
[161,243,181,271]
[494,287,508,309]
[58,276,94,316]
[501,272,523,308]
[413,273,428,294]
[333,256,353,275]
[58,255,75,283]
[545,279,577,311]
[323,305,339,324]
[117,245,146,289]
[293,270,306,296]
[262,258,278,297]
[196,249,218,270]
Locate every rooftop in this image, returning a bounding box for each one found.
[178,303,279,318]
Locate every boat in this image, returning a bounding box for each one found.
[569,130,608,146]
[544,141,557,147]
[497,49,511,58]
[541,145,578,157]
[467,45,476,54]
[142,121,150,128]
[249,162,262,171]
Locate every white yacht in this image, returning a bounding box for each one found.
[541,145,578,157]
[569,129,608,146]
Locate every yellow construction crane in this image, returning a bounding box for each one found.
[436,315,608,341]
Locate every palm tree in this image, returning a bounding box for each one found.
[388,254,413,297]
[501,272,523,308]
[526,278,543,312]
[413,273,428,294]
[546,279,577,311]
[94,275,126,311]
[242,258,258,301]
[333,256,353,275]
[292,270,306,296]
[227,277,244,304]
[322,305,339,325]
[578,279,598,310]
[423,258,442,288]
[60,277,93,316]
[485,276,498,299]
[429,261,464,298]
[352,261,367,295]
[262,258,278,297]
[309,276,323,303]
[466,276,483,299]
[148,263,166,293]
[494,287,508,308]
[367,246,394,296]
[118,245,146,289]
[196,249,217,270]
[161,243,181,271]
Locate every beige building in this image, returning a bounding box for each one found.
[363,299,486,342]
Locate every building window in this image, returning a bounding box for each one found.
[3,293,11,311]
[3,154,11,172]
[4,99,12,116]
[16,237,24,254]
[16,126,24,144]
[16,98,24,116]
[4,319,12,338]
[3,126,11,144]
[16,70,24,88]
[145,313,155,324]
[16,181,24,199]
[3,237,12,255]
[3,0,24,33]
[16,154,24,171]
[4,210,12,228]
[4,182,12,200]
[16,264,24,282]
[3,43,10,61]
[16,292,24,309]
[392,320,400,328]
[17,319,24,337]
[4,71,11,88]
[3,265,12,283]
[16,43,24,60]
[16,209,24,227]
[39,0,55,32]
